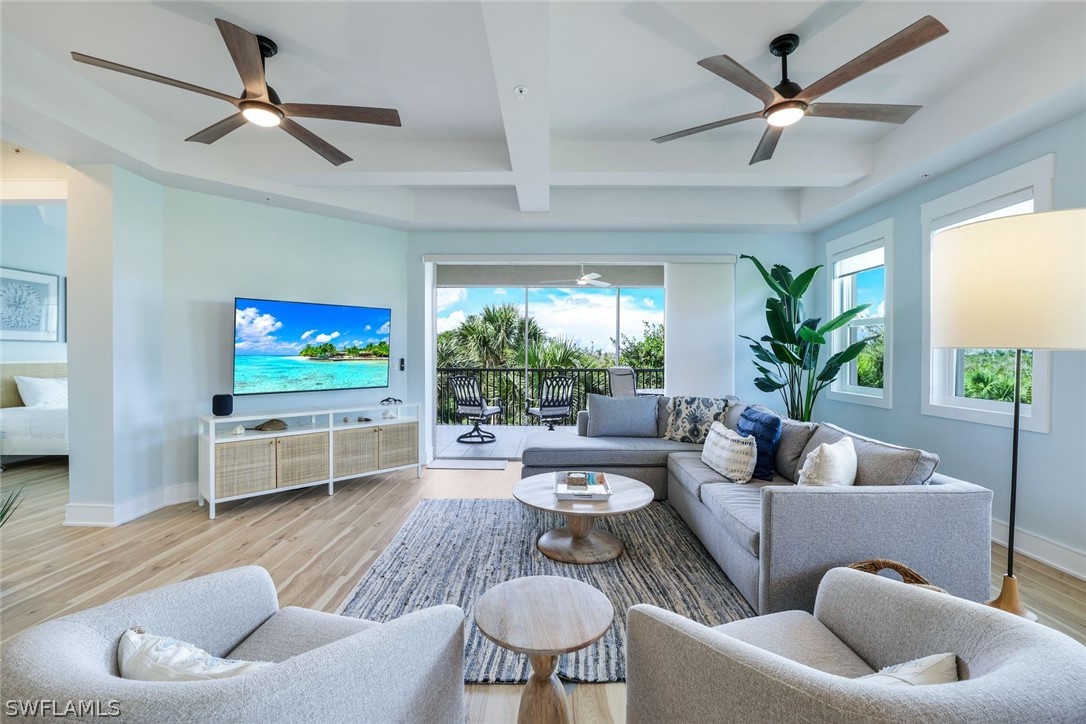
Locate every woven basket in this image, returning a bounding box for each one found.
[847,559,947,593]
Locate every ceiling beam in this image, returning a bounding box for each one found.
[481,2,550,212]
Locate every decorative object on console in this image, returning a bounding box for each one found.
[797,436,857,487]
[251,418,287,432]
[740,255,877,421]
[736,406,782,479]
[212,394,233,416]
[663,396,730,443]
[931,208,1086,621]
[231,425,245,436]
[71,19,401,166]
[700,422,756,484]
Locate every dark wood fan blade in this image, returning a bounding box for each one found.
[279,103,401,127]
[185,113,248,144]
[71,52,238,104]
[808,102,921,123]
[796,16,948,103]
[697,56,780,107]
[215,18,268,101]
[652,111,762,143]
[280,118,352,166]
[749,125,782,165]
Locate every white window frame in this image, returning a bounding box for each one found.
[920,155,1054,432]
[825,219,893,409]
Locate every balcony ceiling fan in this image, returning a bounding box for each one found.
[540,266,612,288]
[71,18,401,166]
[652,15,948,164]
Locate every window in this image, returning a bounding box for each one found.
[826,219,893,408]
[921,155,1054,432]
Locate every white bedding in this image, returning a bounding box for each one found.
[0,405,69,455]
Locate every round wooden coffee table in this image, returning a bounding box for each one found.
[475,576,614,724]
[512,472,654,564]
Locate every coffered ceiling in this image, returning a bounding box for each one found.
[2,1,1084,231]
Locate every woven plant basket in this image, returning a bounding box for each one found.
[847,559,947,593]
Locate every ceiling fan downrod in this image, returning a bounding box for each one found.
[769,33,802,99]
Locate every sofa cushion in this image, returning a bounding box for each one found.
[737,406,783,480]
[775,419,818,482]
[799,422,939,486]
[227,607,378,662]
[722,396,746,431]
[798,437,858,487]
[656,396,671,438]
[699,479,786,557]
[700,422,756,484]
[523,432,702,468]
[713,610,875,678]
[667,452,727,501]
[664,396,731,443]
[586,393,659,437]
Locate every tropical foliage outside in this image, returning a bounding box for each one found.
[436,303,664,424]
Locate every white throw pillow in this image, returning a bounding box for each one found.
[13,376,68,407]
[117,627,271,681]
[797,436,857,486]
[860,652,959,686]
[700,422,757,484]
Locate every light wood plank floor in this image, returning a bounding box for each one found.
[2,458,1083,723]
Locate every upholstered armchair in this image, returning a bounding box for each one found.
[1,566,465,723]
[627,567,1086,723]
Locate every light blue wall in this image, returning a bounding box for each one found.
[0,202,67,361]
[813,112,1086,555]
[406,231,816,413]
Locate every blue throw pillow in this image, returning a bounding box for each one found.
[737,406,783,480]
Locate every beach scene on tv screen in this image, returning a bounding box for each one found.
[235,298,390,395]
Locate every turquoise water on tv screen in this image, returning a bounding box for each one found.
[234,356,389,395]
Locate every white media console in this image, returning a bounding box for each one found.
[198,402,420,519]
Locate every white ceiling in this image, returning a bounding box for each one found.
[2,1,1084,232]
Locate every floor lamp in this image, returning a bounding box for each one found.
[931,208,1085,620]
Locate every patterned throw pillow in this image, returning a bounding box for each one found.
[664,396,730,444]
[737,406,783,480]
[700,422,757,483]
[797,436,858,486]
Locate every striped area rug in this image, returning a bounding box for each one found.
[339,498,755,683]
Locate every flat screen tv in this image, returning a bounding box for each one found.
[234,297,391,395]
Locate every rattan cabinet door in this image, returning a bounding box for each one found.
[378,422,419,469]
[333,427,379,478]
[276,432,330,487]
[215,438,276,498]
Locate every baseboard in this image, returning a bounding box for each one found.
[64,482,199,527]
[992,519,1086,581]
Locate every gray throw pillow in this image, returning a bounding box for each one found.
[586,394,659,438]
[775,418,819,482]
[798,422,939,486]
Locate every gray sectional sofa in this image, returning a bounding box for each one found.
[522,396,993,615]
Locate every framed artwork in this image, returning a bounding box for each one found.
[0,267,60,342]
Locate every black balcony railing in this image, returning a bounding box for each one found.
[437,367,664,426]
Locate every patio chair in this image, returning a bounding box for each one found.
[449,375,503,444]
[527,375,575,431]
[608,366,638,396]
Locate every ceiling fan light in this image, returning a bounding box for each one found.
[765,101,807,128]
[240,101,283,127]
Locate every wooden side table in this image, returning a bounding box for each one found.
[474,576,614,724]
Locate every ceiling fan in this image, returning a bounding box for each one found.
[71,18,401,166]
[653,15,948,165]
[541,266,612,287]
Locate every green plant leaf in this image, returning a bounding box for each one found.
[817,339,873,381]
[766,298,798,345]
[755,377,786,392]
[741,254,789,299]
[788,266,821,298]
[817,304,871,335]
[770,264,795,292]
[770,341,802,366]
[798,326,826,345]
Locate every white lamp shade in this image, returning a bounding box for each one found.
[930,208,1086,350]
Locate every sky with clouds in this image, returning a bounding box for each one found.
[235,298,390,356]
[436,286,665,352]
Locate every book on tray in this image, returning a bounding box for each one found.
[554,471,612,501]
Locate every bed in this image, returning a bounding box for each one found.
[0,362,68,460]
